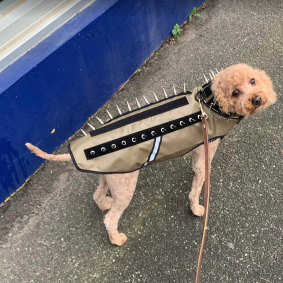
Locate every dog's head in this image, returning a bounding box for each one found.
[211,64,277,116]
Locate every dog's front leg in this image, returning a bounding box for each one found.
[189,139,220,216]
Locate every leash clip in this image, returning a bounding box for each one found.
[198,99,208,119]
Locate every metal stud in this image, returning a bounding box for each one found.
[121,140,126,145]
[180,121,186,126]
[87,123,96,130]
[136,98,141,108]
[101,147,106,152]
[141,134,147,139]
[143,96,150,105]
[161,128,166,133]
[203,74,209,83]
[162,86,168,98]
[111,144,116,149]
[173,85,177,95]
[189,118,196,122]
[170,124,176,129]
[116,105,123,115]
[198,115,202,120]
[132,137,137,142]
[153,92,159,101]
[151,131,156,136]
[96,116,104,125]
[127,101,132,111]
[81,129,87,136]
[90,150,95,156]
[106,110,113,119]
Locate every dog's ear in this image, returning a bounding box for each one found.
[211,71,232,113]
[254,69,277,107]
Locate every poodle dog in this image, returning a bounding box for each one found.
[26,64,277,246]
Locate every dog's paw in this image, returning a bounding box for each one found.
[110,233,128,246]
[191,205,205,217]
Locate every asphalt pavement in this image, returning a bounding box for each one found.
[0,0,282,282]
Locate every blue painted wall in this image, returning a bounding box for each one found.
[0,0,203,203]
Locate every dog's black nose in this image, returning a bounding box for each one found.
[252,95,262,106]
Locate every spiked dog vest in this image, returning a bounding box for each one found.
[68,83,241,174]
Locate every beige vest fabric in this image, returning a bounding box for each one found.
[68,86,240,174]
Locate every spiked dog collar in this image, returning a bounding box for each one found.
[68,83,242,174]
[197,82,243,120]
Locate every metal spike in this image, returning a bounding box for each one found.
[209,73,213,80]
[127,101,132,111]
[106,109,113,119]
[96,116,104,125]
[81,129,87,136]
[116,104,122,115]
[173,85,177,95]
[136,97,141,108]
[162,87,168,98]
[210,70,216,78]
[184,82,186,92]
[87,123,96,130]
[143,96,150,105]
[153,92,159,101]
[215,68,219,73]
[203,74,209,83]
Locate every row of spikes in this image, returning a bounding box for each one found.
[203,68,222,83]
[80,68,221,136]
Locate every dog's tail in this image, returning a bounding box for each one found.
[25,143,71,161]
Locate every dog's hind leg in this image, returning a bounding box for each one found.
[104,171,139,246]
[189,139,220,216]
[93,175,113,211]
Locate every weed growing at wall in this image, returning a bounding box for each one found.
[171,24,181,38]
[188,7,201,22]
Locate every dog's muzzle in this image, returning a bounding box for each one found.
[252,95,262,106]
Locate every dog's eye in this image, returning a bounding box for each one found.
[250,78,256,85]
[232,89,240,97]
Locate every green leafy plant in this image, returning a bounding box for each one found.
[172,24,181,38]
[188,7,200,22]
